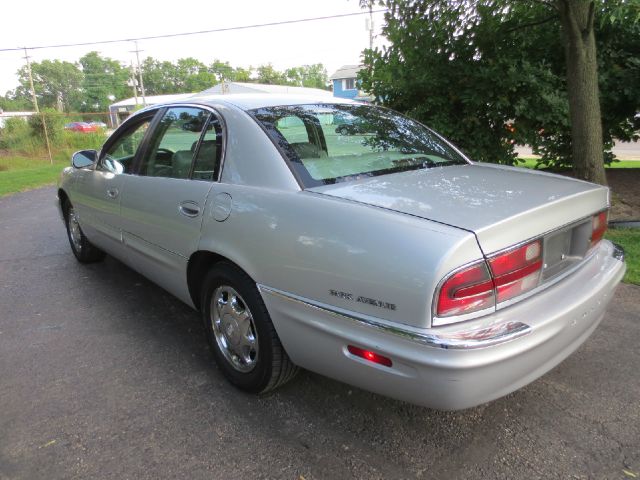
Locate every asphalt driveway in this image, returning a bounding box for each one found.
[1,187,638,479]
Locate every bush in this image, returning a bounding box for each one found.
[28,109,65,146]
[61,130,106,151]
[0,117,40,153]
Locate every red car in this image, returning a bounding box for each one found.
[64,122,98,133]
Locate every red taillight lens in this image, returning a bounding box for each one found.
[347,345,392,367]
[436,239,545,321]
[436,261,495,317]
[590,210,608,248]
[489,239,543,303]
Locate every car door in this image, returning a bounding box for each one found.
[119,106,222,304]
[72,111,156,260]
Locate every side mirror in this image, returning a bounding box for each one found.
[72,150,98,169]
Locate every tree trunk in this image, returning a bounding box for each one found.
[557,0,607,185]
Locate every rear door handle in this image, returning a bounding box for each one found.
[106,188,119,199]
[179,201,200,218]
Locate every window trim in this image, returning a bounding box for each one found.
[343,78,356,91]
[104,103,227,182]
[135,103,227,182]
[188,115,224,181]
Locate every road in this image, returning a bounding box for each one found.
[1,187,639,479]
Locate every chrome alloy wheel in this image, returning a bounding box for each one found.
[210,286,259,373]
[68,207,83,252]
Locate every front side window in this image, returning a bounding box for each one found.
[139,107,211,179]
[251,104,468,187]
[99,116,152,174]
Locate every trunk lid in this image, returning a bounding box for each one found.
[308,163,608,255]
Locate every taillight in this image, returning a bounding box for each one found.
[590,210,608,248]
[489,239,542,303]
[436,239,543,320]
[436,261,495,317]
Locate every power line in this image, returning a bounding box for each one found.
[0,10,387,53]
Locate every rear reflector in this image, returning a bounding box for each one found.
[590,210,608,248]
[347,345,392,367]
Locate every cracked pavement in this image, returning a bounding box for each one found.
[0,186,638,479]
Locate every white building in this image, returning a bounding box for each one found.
[0,111,36,128]
[109,83,332,127]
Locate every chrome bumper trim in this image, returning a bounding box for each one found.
[258,285,531,350]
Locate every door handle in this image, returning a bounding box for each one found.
[106,188,119,199]
[179,201,200,218]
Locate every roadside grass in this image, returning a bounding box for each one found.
[605,228,639,285]
[516,158,639,169]
[0,129,106,197]
[0,153,71,197]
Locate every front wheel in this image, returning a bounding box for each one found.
[63,200,105,263]
[201,263,298,393]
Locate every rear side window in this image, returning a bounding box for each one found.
[251,104,467,188]
[192,117,223,181]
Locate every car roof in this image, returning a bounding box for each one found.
[170,93,360,111]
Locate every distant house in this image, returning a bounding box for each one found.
[329,65,371,102]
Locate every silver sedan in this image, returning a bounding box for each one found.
[57,94,626,410]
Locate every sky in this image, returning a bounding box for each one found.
[0,0,387,97]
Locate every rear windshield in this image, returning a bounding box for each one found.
[250,104,468,187]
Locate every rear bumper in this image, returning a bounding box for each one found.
[260,240,625,410]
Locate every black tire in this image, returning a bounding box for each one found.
[201,262,298,394]
[63,200,106,263]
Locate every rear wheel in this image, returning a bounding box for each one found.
[201,262,298,393]
[63,200,105,263]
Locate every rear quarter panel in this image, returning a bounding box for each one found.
[198,184,483,329]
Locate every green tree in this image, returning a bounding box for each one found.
[209,60,236,82]
[232,67,252,82]
[141,57,180,95]
[0,93,31,112]
[284,64,329,89]
[79,51,130,111]
[175,57,216,92]
[256,64,288,84]
[360,0,640,185]
[15,60,83,112]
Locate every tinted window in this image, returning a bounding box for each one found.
[192,117,223,181]
[251,104,467,187]
[139,107,210,179]
[99,117,152,174]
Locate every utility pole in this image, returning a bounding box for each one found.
[129,62,139,106]
[23,48,53,164]
[368,3,374,51]
[131,41,147,106]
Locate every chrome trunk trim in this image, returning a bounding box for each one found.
[258,285,531,350]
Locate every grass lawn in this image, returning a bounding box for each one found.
[605,228,640,285]
[0,155,69,197]
[516,158,639,169]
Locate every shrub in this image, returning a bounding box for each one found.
[28,109,65,146]
[0,116,40,153]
